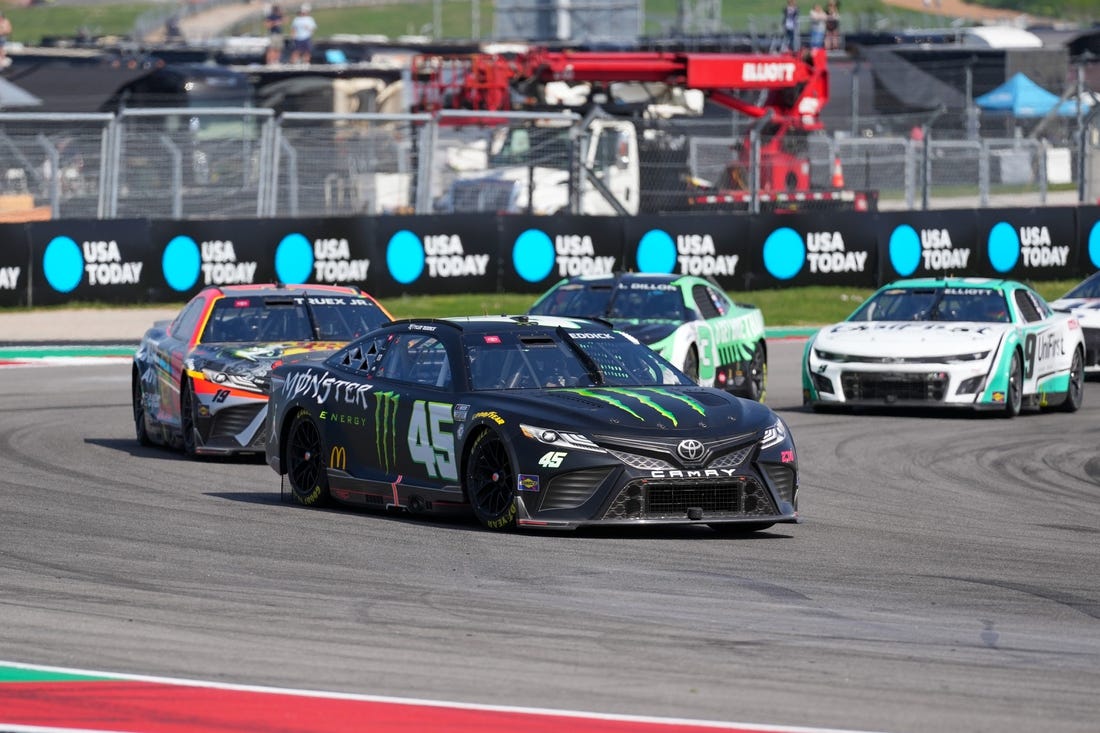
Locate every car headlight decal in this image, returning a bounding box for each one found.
[201,367,263,393]
[760,418,787,450]
[520,423,605,454]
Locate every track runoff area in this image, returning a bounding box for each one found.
[0,662,882,733]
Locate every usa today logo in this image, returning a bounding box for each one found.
[43,235,143,292]
[1091,220,1100,268]
[387,229,487,283]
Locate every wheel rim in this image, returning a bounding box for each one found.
[288,418,323,492]
[469,436,514,516]
[181,381,196,452]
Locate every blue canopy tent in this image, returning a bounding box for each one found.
[975,73,1087,118]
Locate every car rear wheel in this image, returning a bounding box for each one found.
[1061,347,1084,413]
[709,522,774,536]
[180,378,198,455]
[132,371,152,447]
[286,411,330,506]
[1002,350,1022,418]
[465,430,517,530]
[743,341,767,402]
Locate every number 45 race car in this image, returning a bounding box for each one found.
[802,277,1085,416]
[266,315,799,533]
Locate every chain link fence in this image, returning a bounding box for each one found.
[0,108,1095,221]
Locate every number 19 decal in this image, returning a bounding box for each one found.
[408,400,457,481]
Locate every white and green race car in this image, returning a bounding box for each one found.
[803,277,1085,416]
[529,273,767,401]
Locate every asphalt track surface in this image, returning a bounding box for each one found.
[2,340,1099,733]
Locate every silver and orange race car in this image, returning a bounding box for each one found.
[132,283,391,457]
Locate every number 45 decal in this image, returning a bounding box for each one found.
[539,451,567,468]
[408,400,458,481]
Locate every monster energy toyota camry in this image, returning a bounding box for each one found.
[265,315,798,533]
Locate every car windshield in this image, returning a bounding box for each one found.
[1063,273,1100,299]
[531,283,686,321]
[464,329,691,390]
[848,287,1011,323]
[200,295,388,343]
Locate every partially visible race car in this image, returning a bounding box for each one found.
[802,277,1085,416]
[133,283,392,457]
[266,315,799,533]
[1050,270,1100,373]
[528,273,767,401]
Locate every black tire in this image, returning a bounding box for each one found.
[465,430,518,530]
[180,378,198,456]
[709,522,774,536]
[1061,347,1084,413]
[285,410,330,506]
[742,341,767,402]
[682,346,700,384]
[1003,350,1023,418]
[132,370,152,447]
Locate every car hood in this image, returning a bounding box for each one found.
[190,341,345,373]
[484,385,775,436]
[814,321,1006,357]
[1051,298,1100,327]
[605,320,679,345]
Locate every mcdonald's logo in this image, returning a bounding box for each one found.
[330,445,347,471]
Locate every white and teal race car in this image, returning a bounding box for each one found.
[529,273,767,401]
[802,277,1085,416]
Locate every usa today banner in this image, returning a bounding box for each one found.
[265,218,375,292]
[372,215,498,297]
[877,210,983,282]
[0,224,29,309]
[973,207,1079,280]
[148,220,278,301]
[748,212,878,288]
[621,216,754,291]
[498,216,625,294]
[1077,206,1100,274]
[27,219,151,306]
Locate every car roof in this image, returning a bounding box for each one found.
[205,283,365,299]
[881,277,1019,291]
[390,314,614,334]
[561,272,698,287]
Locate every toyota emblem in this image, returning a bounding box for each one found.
[677,439,705,462]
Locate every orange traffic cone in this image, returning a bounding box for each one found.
[831,156,845,188]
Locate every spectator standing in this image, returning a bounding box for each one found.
[265,4,286,65]
[289,4,317,66]
[0,12,12,68]
[782,0,800,52]
[809,4,826,49]
[825,0,841,51]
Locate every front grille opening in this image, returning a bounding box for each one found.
[604,477,777,521]
[540,468,611,511]
[840,370,948,402]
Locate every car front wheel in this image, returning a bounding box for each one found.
[133,371,152,447]
[180,378,198,455]
[465,430,517,530]
[1061,347,1084,413]
[1002,350,1022,418]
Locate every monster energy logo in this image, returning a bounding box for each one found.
[568,388,705,426]
[374,391,400,473]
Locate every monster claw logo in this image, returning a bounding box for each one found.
[374,391,400,474]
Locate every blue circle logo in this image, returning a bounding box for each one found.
[387,230,425,285]
[636,229,677,273]
[43,236,84,293]
[762,228,805,280]
[162,236,201,292]
[988,221,1020,273]
[275,233,314,285]
[1089,221,1100,269]
[888,225,921,277]
[512,229,555,283]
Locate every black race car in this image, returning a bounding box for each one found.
[133,283,392,457]
[265,315,799,533]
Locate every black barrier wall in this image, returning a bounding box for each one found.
[2,207,1098,309]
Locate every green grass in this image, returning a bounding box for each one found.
[6,0,953,46]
